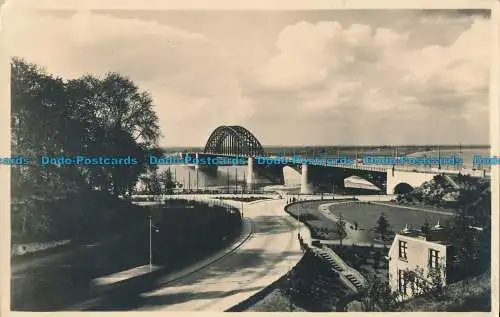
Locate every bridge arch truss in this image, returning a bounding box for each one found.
[204,125,265,157]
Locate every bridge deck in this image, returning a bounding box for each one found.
[165,153,489,177]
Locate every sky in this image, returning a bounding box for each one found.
[1,7,493,147]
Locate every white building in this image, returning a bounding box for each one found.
[387,222,453,300]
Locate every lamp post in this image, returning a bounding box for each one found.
[458,143,462,172]
[240,177,244,218]
[149,215,152,272]
[297,204,302,239]
[149,215,159,272]
[437,145,441,170]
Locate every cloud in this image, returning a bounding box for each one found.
[3,8,255,145]
[255,15,490,144]
[2,8,491,146]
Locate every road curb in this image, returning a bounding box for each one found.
[151,217,255,286]
[226,201,312,311]
[68,217,254,311]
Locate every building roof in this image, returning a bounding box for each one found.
[397,222,453,245]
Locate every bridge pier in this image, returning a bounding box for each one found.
[246,156,255,191]
[300,164,313,194]
[195,152,200,171]
[385,169,439,195]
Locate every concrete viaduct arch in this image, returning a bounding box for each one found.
[386,169,438,195]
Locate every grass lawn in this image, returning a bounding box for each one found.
[286,200,354,240]
[328,203,455,244]
[286,200,454,243]
[329,245,389,283]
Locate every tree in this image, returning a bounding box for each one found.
[11,58,86,239]
[374,213,392,244]
[427,262,445,297]
[282,270,298,311]
[420,218,431,236]
[335,213,348,248]
[10,58,162,242]
[403,263,446,300]
[159,168,176,194]
[148,171,163,195]
[360,274,398,311]
[65,72,161,196]
[372,249,381,269]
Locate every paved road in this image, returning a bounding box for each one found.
[126,198,305,311]
[12,198,307,311]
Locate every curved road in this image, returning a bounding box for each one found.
[130,198,304,311]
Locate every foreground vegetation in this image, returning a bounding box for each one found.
[12,199,243,310]
[148,200,242,263]
[267,173,492,312]
[239,248,353,312]
[397,174,490,210]
[11,58,164,245]
[395,270,491,312]
[398,174,491,275]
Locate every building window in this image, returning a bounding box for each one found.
[398,240,408,260]
[429,249,439,269]
[398,270,407,295]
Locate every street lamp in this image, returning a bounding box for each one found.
[149,215,160,272]
[240,179,244,218]
[297,204,302,239]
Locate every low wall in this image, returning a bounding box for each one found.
[12,239,71,257]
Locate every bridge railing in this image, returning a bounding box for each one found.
[162,153,490,177]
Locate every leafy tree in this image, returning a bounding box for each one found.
[372,249,381,269]
[374,212,392,244]
[159,168,176,194]
[11,58,85,238]
[65,72,161,195]
[420,218,431,236]
[360,274,398,311]
[448,187,491,276]
[427,262,445,297]
[148,171,163,195]
[10,58,162,242]
[282,269,299,311]
[449,206,476,276]
[335,213,347,247]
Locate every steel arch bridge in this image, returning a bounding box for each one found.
[204,125,265,157]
